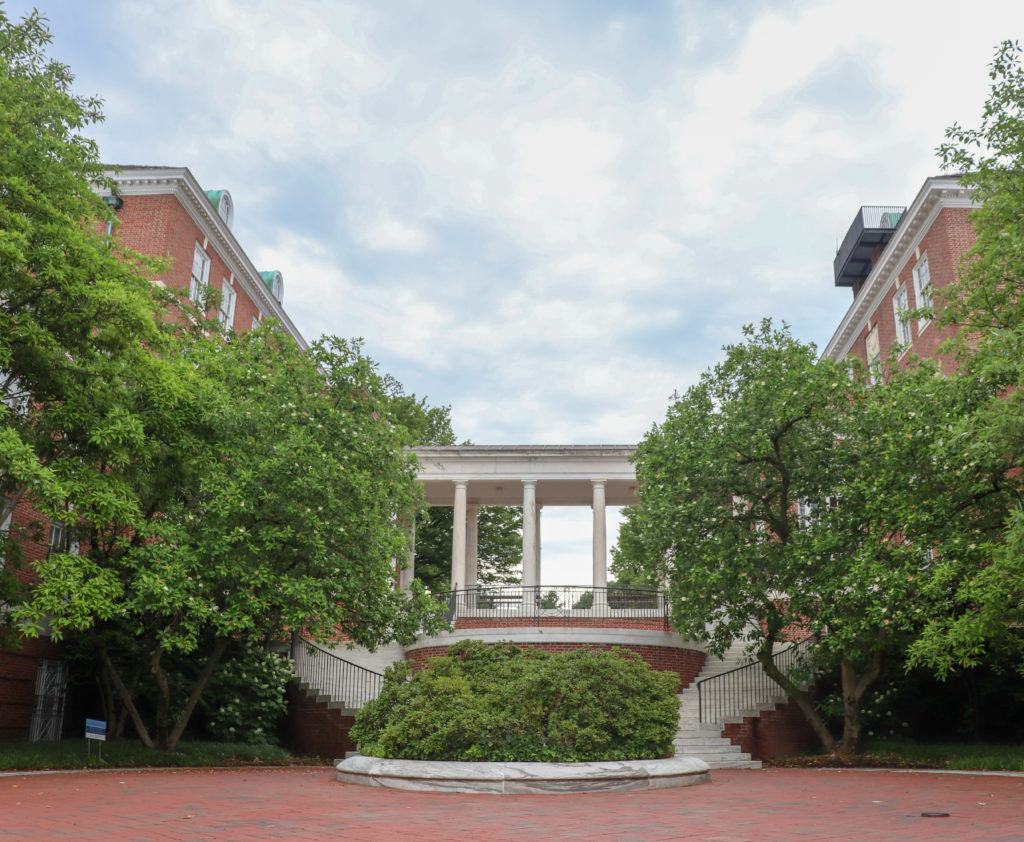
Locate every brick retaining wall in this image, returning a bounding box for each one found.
[283,682,356,760]
[722,697,821,761]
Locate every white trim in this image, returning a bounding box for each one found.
[912,252,932,333]
[823,176,976,361]
[103,167,306,349]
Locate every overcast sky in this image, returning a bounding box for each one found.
[10,0,1022,584]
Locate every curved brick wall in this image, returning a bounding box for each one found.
[405,642,706,692]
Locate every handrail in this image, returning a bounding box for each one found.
[432,585,669,631]
[697,638,813,725]
[290,635,385,710]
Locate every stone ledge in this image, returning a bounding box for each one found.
[336,754,711,794]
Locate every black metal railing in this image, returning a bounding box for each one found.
[697,638,813,725]
[433,585,669,630]
[833,204,907,288]
[290,635,385,710]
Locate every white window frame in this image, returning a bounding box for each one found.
[866,325,881,385]
[912,253,932,332]
[0,509,11,568]
[893,284,912,348]
[219,279,237,329]
[189,244,211,305]
[46,521,79,558]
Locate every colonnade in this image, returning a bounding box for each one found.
[443,478,609,592]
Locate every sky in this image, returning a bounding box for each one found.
[8,0,1022,585]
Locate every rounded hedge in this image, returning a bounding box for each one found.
[350,640,680,762]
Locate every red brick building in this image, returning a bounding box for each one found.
[1,166,306,742]
[822,174,978,371]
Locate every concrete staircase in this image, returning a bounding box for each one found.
[672,640,784,769]
[290,640,404,711]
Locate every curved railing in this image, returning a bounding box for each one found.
[433,585,669,630]
[290,635,385,710]
[697,638,814,724]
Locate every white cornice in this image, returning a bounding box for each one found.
[822,176,977,361]
[102,166,307,350]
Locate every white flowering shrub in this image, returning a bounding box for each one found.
[201,645,293,744]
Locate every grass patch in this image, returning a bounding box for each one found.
[771,739,1024,772]
[0,739,324,772]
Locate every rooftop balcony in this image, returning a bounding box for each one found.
[833,205,906,295]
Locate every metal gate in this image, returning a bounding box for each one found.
[28,658,68,741]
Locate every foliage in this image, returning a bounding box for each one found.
[413,504,523,592]
[16,329,446,750]
[906,40,1024,673]
[350,640,679,762]
[774,739,1024,772]
[0,8,181,622]
[200,645,293,744]
[0,739,299,771]
[627,321,1006,754]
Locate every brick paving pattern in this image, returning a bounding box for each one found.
[1,765,1022,841]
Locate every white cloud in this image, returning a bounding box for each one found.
[24,0,1024,582]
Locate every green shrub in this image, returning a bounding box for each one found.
[199,645,293,744]
[350,640,679,762]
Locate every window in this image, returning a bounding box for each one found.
[912,253,932,331]
[1,370,29,417]
[219,280,237,329]
[251,314,262,331]
[893,284,911,347]
[46,521,79,558]
[797,499,814,529]
[866,325,881,385]
[190,245,210,305]
[0,509,11,568]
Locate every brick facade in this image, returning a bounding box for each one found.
[1,165,306,742]
[283,683,357,760]
[0,636,65,741]
[405,642,706,693]
[722,697,821,762]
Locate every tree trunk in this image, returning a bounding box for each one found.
[839,650,884,755]
[164,639,230,752]
[757,645,836,753]
[150,647,172,750]
[98,646,155,749]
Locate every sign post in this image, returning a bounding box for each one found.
[85,718,106,762]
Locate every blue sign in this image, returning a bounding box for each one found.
[85,718,107,742]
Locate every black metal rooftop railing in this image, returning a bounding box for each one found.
[433,585,669,630]
[833,205,907,290]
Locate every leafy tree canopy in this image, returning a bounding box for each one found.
[627,321,1007,753]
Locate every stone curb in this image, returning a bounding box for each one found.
[336,754,711,794]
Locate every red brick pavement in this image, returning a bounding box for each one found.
[1,765,1022,841]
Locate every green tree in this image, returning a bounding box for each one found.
[413,504,523,593]
[905,40,1024,672]
[17,328,446,750]
[627,321,997,753]
[0,9,188,634]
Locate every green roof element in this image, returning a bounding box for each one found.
[205,190,225,212]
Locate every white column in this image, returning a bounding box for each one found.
[521,481,538,605]
[592,480,608,600]
[451,481,468,591]
[399,513,416,591]
[466,504,480,591]
[534,504,542,586]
